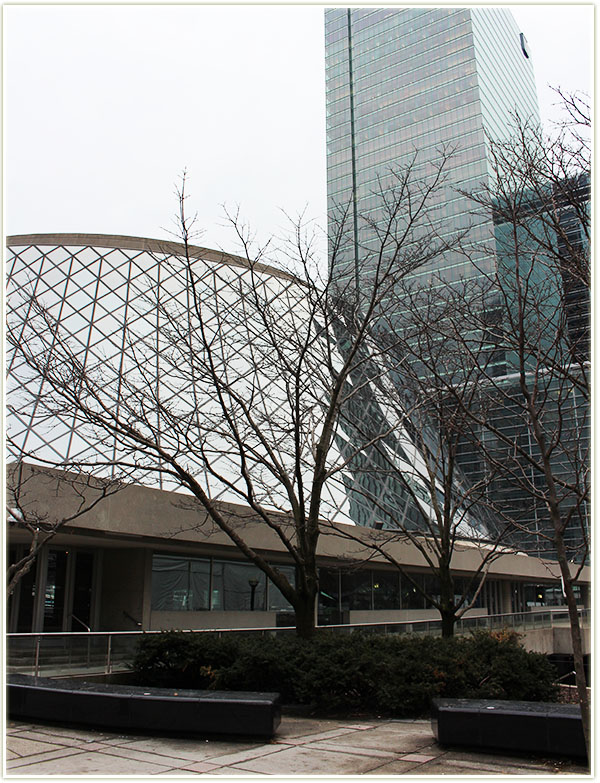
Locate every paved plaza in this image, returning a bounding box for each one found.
[6,714,589,776]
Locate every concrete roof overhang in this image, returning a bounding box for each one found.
[7,464,589,586]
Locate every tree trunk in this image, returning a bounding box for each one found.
[439,564,456,637]
[440,611,455,638]
[555,535,589,761]
[7,555,37,596]
[6,534,47,596]
[293,592,317,639]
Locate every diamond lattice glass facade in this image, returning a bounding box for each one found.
[7,234,494,540]
[7,235,345,510]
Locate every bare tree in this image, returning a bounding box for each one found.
[7,158,463,639]
[437,96,591,753]
[6,461,120,595]
[323,275,531,637]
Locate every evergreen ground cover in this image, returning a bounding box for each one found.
[131,629,558,717]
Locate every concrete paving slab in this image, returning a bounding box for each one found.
[7,749,175,776]
[81,742,115,751]
[7,747,87,770]
[410,759,551,775]
[154,770,206,776]
[6,720,38,731]
[5,716,588,777]
[7,735,71,757]
[273,725,358,744]
[401,752,438,762]
[338,722,376,730]
[275,716,365,738]
[85,743,210,769]
[7,728,95,748]
[183,760,231,773]
[367,759,430,774]
[216,767,270,776]
[409,760,490,775]
[9,723,118,741]
[306,740,398,759]
[228,745,385,775]
[315,724,435,754]
[362,729,436,754]
[268,715,338,737]
[120,736,262,762]
[441,747,567,769]
[200,743,292,767]
[96,735,149,745]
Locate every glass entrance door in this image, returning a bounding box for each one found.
[10,547,97,632]
[43,549,68,631]
[39,548,96,632]
[71,551,94,631]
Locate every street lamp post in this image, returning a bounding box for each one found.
[248,577,259,611]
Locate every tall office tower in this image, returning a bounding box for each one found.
[325,8,589,559]
[325,7,540,287]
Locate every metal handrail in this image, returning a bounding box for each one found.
[6,607,590,640]
[69,614,91,632]
[7,607,590,678]
[123,611,142,627]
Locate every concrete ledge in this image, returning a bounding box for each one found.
[431,698,585,758]
[8,674,281,738]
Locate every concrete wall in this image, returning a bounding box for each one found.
[552,627,590,655]
[350,609,437,624]
[348,608,488,624]
[519,627,591,655]
[148,611,277,631]
[99,548,146,631]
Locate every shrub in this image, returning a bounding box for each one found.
[461,629,558,702]
[131,631,239,689]
[130,628,558,715]
[212,636,301,701]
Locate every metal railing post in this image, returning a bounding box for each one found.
[106,634,112,675]
[34,635,41,677]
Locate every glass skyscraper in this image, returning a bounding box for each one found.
[325,7,539,286]
[325,8,588,558]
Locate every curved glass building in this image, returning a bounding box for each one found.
[7,233,491,540]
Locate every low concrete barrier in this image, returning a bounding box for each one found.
[8,674,281,738]
[431,698,585,759]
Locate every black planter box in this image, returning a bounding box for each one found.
[431,698,585,758]
[8,673,281,738]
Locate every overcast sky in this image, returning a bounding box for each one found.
[4,4,593,254]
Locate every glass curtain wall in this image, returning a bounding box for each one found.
[151,553,295,613]
[318,566,507,621]
[325,7,539,290]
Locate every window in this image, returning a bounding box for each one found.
[267,565,295,611]
[318,568,341,624]
[524,583,547,607]
[212,561,266,612]
[401,573,426,609]
[373,571,400,610]
[341,570,372,611]
[151,555,210,611]
[151,554,294,612]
